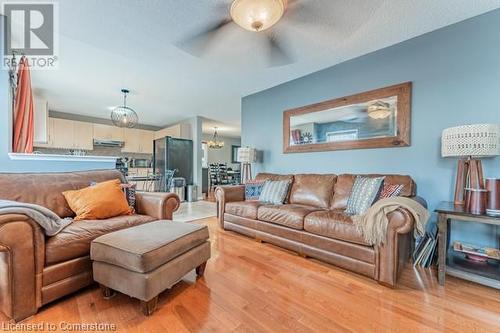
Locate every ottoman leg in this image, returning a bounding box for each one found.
[141,296,158,316]
[196,262,207,277]
[100,285,116,299]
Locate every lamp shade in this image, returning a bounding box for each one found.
[237,147,257,163]
[442,124,500,157]
[230,0,286,32]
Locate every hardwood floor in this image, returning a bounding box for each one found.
[2,217,500,332]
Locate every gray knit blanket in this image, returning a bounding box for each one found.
[0,200,73,236]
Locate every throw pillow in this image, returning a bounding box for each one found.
[245,180,266,201]
[345,176,385,215]
[63,179,133,221]
[259,180,291,205]
[121,183,137,211]
[90,181,136,210]
[378,184,404,199]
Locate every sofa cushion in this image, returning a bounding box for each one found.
[0,170,125,218]
[258,204,322,230]
[91,220,209,273]
[45,214,156,265]
[331,174,416,210]
[255,173,294,183]
[289,174,337,208]
[304,210,370,245]
[225,201,264,219]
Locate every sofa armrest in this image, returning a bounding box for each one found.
[135,192,181,220]
[377,196,428,287]
[0,214,45,321]
[214,185,245,228]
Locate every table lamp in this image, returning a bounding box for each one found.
[442,124,500,205]
[237,147,257,184]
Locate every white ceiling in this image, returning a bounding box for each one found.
[21,0,500,130]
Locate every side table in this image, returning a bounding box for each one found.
[436,201,500,289]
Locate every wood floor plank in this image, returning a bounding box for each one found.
[1,217,500,332]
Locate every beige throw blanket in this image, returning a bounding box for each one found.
[351,197,429,246]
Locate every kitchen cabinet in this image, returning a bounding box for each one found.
[140,130,154,154]
[52,118,74,149]
[35,118,93,150]
[122,128,154,154]
[34,117,54,148]
[154,123,191,140]
[93,124,124,141]
[73,121,94,150]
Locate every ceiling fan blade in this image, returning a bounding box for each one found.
[266,33,294,67]
[286,0,316,20]
[176,18,233,56]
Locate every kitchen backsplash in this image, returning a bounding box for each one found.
[34,146,152,160]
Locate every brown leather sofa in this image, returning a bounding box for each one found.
[0,170,180,322]
[216,173,426,287]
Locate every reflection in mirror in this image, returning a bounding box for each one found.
[290,96,398,146]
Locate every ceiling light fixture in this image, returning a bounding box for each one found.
[367,101,392,120]
[111,89,139,128]
[230,0,287,32]
[207,127,225,149]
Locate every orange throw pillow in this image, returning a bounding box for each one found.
[62,179,133,221]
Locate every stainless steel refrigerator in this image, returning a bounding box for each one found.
[153,137,193,192]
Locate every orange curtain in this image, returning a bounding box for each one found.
[12,56,34,153]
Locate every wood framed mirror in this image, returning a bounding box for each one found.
[283,82,412,153]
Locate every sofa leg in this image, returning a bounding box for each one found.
[299,253,309,259]
[196,262,207,277]
[255,238,263,243]
[141,296,158,316]
[100,285,116,299]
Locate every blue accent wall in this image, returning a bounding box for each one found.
[242,10,500,246]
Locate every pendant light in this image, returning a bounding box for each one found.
[111,89,139,128]
[207,127,225,149]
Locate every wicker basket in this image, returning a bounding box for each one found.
[442,124,500,157]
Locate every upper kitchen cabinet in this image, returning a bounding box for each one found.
[35,118,93,150]
[93,124,124,141]
[51,118,74,149]
[122,128,154,154]
[154,123,191,140]
[72,121,94,150]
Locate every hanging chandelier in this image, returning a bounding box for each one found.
[111,89,139,128]
[207,127,225,149]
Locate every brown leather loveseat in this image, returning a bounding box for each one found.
[216,173,426,287]
[0,170,180,321]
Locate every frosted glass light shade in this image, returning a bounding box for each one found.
[230,0,286,32]
[237,147,257,163]
[442,124,500,157]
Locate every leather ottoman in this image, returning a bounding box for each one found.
[90,220,210,315]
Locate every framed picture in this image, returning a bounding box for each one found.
[283,82,411,153]
[231,145,241,163]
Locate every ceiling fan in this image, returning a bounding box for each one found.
[176,0,319,67]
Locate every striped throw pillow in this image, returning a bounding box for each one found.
[259,180,291,205]
[345,176,385,215]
